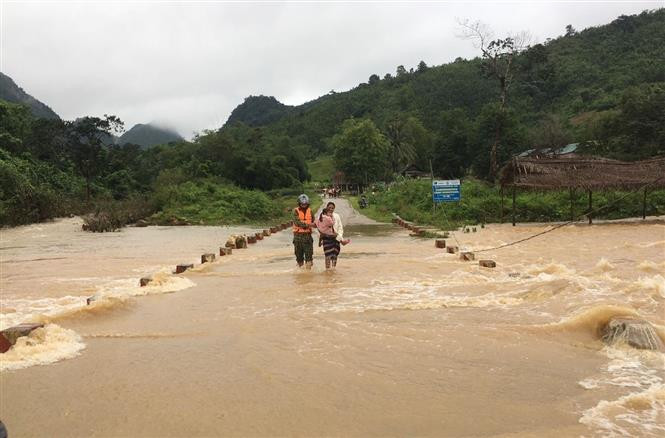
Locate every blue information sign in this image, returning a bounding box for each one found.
[432,180,461,203]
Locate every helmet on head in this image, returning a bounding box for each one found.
[297,194,310,205]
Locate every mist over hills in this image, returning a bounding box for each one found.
[0,72,60,120]
[0,72,182,148]
[117,123,183,148]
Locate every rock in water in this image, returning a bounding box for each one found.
[0,323,44,353]
[601,317,665,351]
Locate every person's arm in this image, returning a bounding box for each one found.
[293,208,315,229]
[334,212,344,241]
[293,208,308,229]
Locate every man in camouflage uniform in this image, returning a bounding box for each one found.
[293,194,315,269]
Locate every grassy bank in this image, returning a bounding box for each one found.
[148,180,322,226]
[307,157,334,183]
[358,178,665,228]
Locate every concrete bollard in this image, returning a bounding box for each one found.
[255,232,264,240]
[247,235,257,244]
[479,260,496,268]
[1,323,45,353]
[263,229,271,237]
[472,227,477,233]
[201,253,216,263]
[270,226,279,233]
[460,252,475,261]
[176,264,194,274]
[220,247,232,256]
[235,236,248,249]
[139,277,153,287]
[435,239,446,248]
[446,246,459,254]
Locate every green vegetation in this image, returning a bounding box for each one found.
[307,157,334,183]
[2,10,664,229]
[0,99,312,227]
[362,179,665,228]
[228,10,665,181]
[150,180,287,225]
[332,118,390,186]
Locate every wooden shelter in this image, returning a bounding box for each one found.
[499,156,665,225]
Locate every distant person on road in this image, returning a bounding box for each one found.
[293,194,316,269]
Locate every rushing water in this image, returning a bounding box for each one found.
[1,204,664,437]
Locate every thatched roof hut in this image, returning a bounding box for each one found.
[500,156,665,190]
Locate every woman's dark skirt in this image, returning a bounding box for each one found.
[322,235,340,260]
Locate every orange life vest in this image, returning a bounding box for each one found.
[293,207,313,233]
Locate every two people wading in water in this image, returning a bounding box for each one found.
[292,195,350,270]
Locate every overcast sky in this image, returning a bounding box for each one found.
[1,0,660,138]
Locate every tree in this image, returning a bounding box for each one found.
[417,60,429,73]
[0,101,32,154]
[459,19,530,179]
[471,103,527,178]
[66,115,124,201]
[332,118,390,187]
[565,25,577,37]
[432,109,472,178]
[529,114,573,150]
[396,65,407,77]
[384,115,431,173]
[583,83,665,160]
[368,74,380,85]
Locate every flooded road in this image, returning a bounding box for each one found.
[1,201,664,437]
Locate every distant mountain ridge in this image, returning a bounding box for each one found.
[117,123,184,148]
[0,72,60,120]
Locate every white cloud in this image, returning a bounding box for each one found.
[1,0,657,138]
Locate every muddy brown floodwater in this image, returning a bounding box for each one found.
[1,199,664,437]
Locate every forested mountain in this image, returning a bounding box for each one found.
[1,9,663,226]
[223,9,664,175]
[226,95,292,127]
[0,72,60,120]
[118,123,184,148]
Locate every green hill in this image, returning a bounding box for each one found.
[225,95,292,127]
[224,9,665,169]
[0,72,60,120]
[118,123,184,148]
